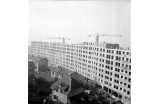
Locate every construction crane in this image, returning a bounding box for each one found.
[89,33,122,45]
[46,37,70,44]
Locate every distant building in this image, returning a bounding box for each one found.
[50,66,73,79]
[28,61,36,75]
[50,74,84,104]
[28,55,49,73]
[50,66,86,83]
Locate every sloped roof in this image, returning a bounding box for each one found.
[50,67,73,75]
[50,74,83,96]
[70,72,85,82]
[61,86,69,91]
[50,75,71,90]
[61,70,72,75]
[70,77,83,90]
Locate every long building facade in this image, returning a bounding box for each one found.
[29,41,131,104]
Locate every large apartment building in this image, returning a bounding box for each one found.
[29,41,131,104]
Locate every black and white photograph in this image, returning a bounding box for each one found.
[28,0,131,104]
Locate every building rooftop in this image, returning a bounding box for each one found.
[50,66,73,75]
[50,73,83,96]
[30,41,130,51]
[28,55,41,62]
[50,75,71,93]
[50,67,60,72]
[70,72,85,83]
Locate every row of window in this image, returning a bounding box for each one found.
[113,85,131,95]
[31,42,131,54]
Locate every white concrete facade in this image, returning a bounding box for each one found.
[29,41,131,104]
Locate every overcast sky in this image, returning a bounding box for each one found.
[29,0,130,48]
